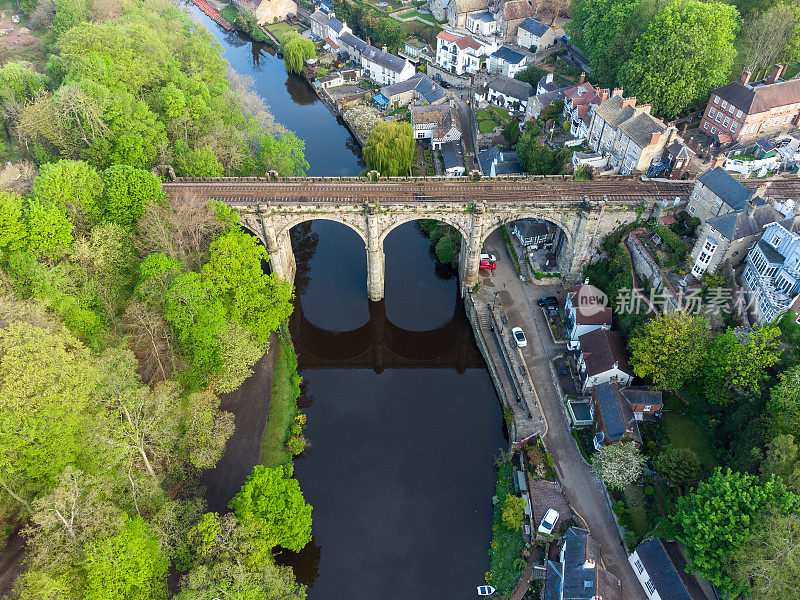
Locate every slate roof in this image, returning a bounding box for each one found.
[667,140,696,159]
[578,328,633,377]
[538,74,565,95]
[414,75,447,104]
[758,238,786,264]
[519,16,549,37]
[544,559,564,600]
[340,32,368,53]
[489,75,532,100]
[620,387,663,408]
[707,203,783,241]
[469,9,495,21]
[516,220,549,237]
[634,539,706,600]
[501,0,533,21]
[592,95,637,128]
[441,140,464,170]
[381,74,421,97]
[593,381,641,444]
[310,9,328,27]
[490,45,526,65]
[478,146,500,174]
[697,167,752,211]
[620,112,666,148]
[328,17,345,33]
[563,527,600,600]
[362,45,408,73]
[478,146,523,175]
[711,78,800,115]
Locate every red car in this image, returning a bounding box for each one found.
[480,260,496,270]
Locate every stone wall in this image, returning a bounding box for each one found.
[626,230,679,311]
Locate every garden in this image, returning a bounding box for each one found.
[265,21,304,46]
[477,106,512,134]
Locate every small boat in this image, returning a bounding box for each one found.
[477,585,496,596]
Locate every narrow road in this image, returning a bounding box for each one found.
[480,231,648,600]
[453,94,476,171]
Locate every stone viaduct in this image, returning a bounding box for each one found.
[161,175,766,299]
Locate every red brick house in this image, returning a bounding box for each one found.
[699,65,800,143]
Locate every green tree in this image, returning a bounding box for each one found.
[653,447,701,484]
[173,141,224,178]
[52,0,88,34]
[540,98,564,121]
[0,322,105,505]
[0,192,28,257]
[229,464,313,553]
[185,390,235,470]
[618,0,740,117]
[213,322,266,394]
[503,120,521,146]
[31,160,104,228]
[176,561,307,600]
[629,311,710,391]
[83,516,169,600]
[501,494,526,531]
[590,442,645,490]
[202,230,294,345]
[731,511,800,600]
[674,467,796,596]
[760,434,800,492]
[767,365,800,438]
[363,121,415,176]
[282,36,316,74]
[100,165,164,228]
[256,132,309,177]
[702,325,781,403]
[26,199,74,259]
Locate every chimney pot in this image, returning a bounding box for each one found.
[612,87,623,97]
[579,71,585,84]
[621,96,637,109]
[382,44,388,53]
[741,69,751,86]
[638,103,651,114]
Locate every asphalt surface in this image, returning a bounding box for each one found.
[481,230,648,600]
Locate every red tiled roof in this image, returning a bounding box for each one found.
[579,328,632,377]
[455,35,481,50]
[325,37,339,50]
[437,31,459,42]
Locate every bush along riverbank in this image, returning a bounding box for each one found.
[486,456,526,596]
[220,3,274,44]
[418,219,461,267]
[260,327,307,468]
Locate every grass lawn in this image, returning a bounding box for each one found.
[266,22,300,46]
[785,65,800,79]
[488,105,511,124]
[663,413,718,471]
[476,109,493,121]
[479,119,498,133]
[259,339,301,468]
[622,485,649,542]
[396,9,436,22]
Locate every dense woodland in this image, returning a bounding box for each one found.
[567,0,800,116]
[0,0,314,598]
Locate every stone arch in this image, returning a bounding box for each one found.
[275,215,368,245]
[378,213,471,245]
[481,212,575,273]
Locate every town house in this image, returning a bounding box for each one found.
[699,65,800,143]
[565,282,612,350]
[495,0,534,42]
[544,527,622,600]
[487,45,527,77]
[577,326,634,392]
[435,30,487,76]
[411,104,462,149]
[629,538,707,600]
[685,167,753,224]
[516,17,555,51]
[360,44,416,86]
[485,75,532,111]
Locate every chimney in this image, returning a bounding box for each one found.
[612,87,624,98]
[579,71,585,84]
[638,103,652,114]
[382,44,388,53]
[621,96,636,109]
[712,153,726,169]
[613,361,619,370]
[584,277,589,285]
[546,72,553,84]
[741,69,751,86]
[649,131,661,146]
[767,64,783,85]
[598,88,609,103]
[329,10,335,18]
[366,36,371,46]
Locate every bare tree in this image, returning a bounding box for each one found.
[122,301,177,384]
[740,5,795,78]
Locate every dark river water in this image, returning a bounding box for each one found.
[189,6,506,598]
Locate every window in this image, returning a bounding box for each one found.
[634,560,644,574]
[645,580,656,595]
[731,122,738,132]
[723,117,730,127]
[711,127,717,134]
[773,235,782,245]
[699,251,711,264]
[704,240,716,252]
[703,122,709,130]
[714,95,720,104]
[737,109,743,118]
[709,107,716,118]
[721,100,728,109]
[716,113,723,123]
[689,206,696,214]
[728,104,734,113]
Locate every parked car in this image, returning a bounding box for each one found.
[511,327,527,347]
[536,296,558,307]
[479,260,496,270]
[480,253,497,262]
[440,80,451,88]
[538,508,559,535]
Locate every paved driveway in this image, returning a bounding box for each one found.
[481,230,648,600]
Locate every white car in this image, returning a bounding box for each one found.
[511,327,527,347]
[538,508,559,535]
[480,253,497,262]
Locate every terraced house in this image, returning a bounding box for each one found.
[435,30,492,75]
[586,90,678,175]
[700,65,800,143]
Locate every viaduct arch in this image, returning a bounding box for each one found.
[161,176,704,299]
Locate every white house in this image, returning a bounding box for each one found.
[466,10,497,36]
[565,282,612,350]
[516,17,555,51]
[326,15,351,44]
[629,539,707,600]
[742,218,800,324]
[441,140,466,176]
[360,44,416,86]
[486,75,532,111]
[435,30,485,76]
[487,45,527,77]
[411,104,462,149]
[577,326,634,392]
[309,10,329,39]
